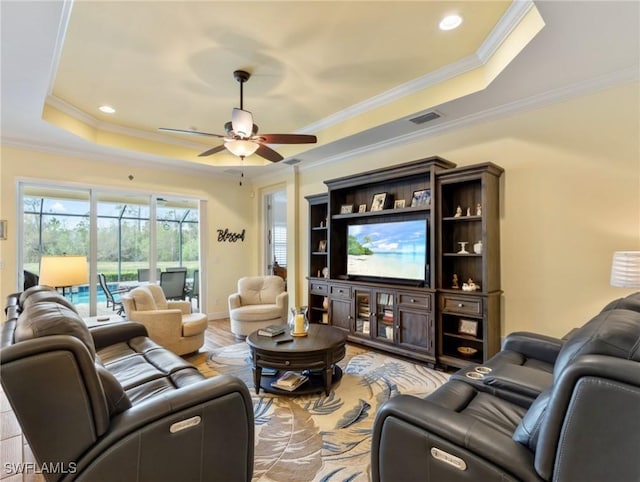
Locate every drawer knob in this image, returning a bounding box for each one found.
[411,298,416,303]
[458,303,464,308]
[285,361,290,366]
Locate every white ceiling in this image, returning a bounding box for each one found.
[1,1,639,181]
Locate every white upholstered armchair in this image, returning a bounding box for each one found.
[122,284,207,355]
[228,276,288,337]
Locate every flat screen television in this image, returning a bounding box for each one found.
[347,219,427,283]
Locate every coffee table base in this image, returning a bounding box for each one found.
[255,366,343,396]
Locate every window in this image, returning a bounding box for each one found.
[20,184,202,316]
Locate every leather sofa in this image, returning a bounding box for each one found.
[1,286,254,482]
[372,292,640,482]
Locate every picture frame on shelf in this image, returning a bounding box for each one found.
[411,189,431,207]
[358,204,367,213]
[340,204,354,214]
[318,240,327,253]
[458,319,478,337]
[393,199,405,209]
[370,192,387,211]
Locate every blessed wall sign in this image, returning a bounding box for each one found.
[217,228,245,243]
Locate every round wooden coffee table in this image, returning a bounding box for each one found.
[246,324,347,396]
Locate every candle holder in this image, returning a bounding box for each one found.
[289,307,309,336]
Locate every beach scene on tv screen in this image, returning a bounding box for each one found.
[347,220,426,280]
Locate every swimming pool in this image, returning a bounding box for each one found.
[72,284,119,305]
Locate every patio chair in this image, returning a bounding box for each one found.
[188,269,200,309]
[160,270,187,300]
[166,266,188,272]
[137,268,161,282]
[97,273,128,314]
[23,270,39,290]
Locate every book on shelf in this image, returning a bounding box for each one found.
[257,324,286,337]
[271,371,308,391]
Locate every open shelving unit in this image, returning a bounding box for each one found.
[306,158,503,367]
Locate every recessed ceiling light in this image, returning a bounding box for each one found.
[439,14,462,31]
[99,105,116,114]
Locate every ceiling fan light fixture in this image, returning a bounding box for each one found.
[225,139,259,158]
[231,108,254,137]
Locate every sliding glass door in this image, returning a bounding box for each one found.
[19,184,202,317]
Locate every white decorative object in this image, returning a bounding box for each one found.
[610,251,640,287]
[457,242,469,254]
[454,206,462,217]
[473,241,483,254]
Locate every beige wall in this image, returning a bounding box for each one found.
[2,82,639,337]
[259,81,639,339]
[0,147,258,318]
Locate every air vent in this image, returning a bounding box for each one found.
[409,111,441,125]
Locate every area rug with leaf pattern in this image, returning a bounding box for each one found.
[205,342,449,482]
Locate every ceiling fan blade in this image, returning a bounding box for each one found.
[198,145,227,157]
[231,108,254,137]
[159,127,225,138]
[258,133,317,144]
[255,144,284,163]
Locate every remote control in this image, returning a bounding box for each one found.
[276,338,294,344]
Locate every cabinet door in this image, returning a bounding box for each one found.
[329,298,352,333]
[353,289,372,337]
[373,291,395,342]
[397,307,434,355]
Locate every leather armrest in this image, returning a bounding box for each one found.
[501,332,565,365]
[77,374,254,475]
[483,365,553,399]
[373,395,539,482]
[90,322,148,349]
[535,355,640,480]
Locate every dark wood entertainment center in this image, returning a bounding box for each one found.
[306,157,504,368]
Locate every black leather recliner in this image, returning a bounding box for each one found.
[372,295,640,482]
[1,287,254,482]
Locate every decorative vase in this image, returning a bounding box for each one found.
[473,240,483,254]
[322,296,329,310]
[289,307,309,336]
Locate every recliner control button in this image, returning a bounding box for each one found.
[430,447,467,471]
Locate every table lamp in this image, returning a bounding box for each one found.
[39,255,89,297]
[610,251,640,288]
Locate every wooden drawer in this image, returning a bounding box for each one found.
[310,282,328,295]
[441,295,482,316]
[330,284,351,299]
[398,292,431,310]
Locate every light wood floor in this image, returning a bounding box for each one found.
[0,318,237,482]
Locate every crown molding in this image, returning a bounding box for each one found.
[477,0,535,63]
[300,0,536,135]
[46,0,74,96]
[1,136,229,178]
[299,66,639,171]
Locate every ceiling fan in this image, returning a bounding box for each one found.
[159,70,317,162]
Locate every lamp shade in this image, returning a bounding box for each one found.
[39,255,89,288]
[224,139,259,158]
[610,251,640,288]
